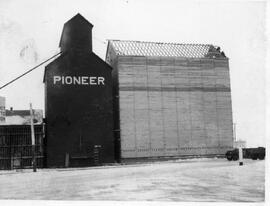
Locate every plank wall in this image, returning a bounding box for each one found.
[116,56,233,158]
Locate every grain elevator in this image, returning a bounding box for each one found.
[106,40,233,161]
[44,14,114,167]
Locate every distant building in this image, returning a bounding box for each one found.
[1,108,43,125]
[0,97,5,123]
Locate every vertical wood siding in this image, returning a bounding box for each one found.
[116,56,233,158]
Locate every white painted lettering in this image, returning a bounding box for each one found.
[73,76,81,84]
[90,77,97,85]
[98,77,105,85]
[53,76,105,86]
[65,76,72,84]
[53,76,61,84]
[82,76,88,85]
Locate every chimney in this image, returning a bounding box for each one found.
[59,13,93,53]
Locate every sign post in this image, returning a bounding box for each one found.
[239,146,243,166]
[30,103,37,172]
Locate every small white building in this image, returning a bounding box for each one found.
[0,108,43,125]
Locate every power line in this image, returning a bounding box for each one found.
[0,51,62,90]
[0,35,107,90]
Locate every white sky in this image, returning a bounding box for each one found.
[0,0,267,147]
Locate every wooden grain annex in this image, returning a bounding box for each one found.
[106,40,233,160]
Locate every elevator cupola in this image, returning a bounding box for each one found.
[59,13,93,52]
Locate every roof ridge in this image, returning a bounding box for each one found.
[107,39,226,58]
[108,39,213,47]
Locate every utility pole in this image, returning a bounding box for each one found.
[30,103,37,172]
[239,146,243,166]
[233,122,243,166]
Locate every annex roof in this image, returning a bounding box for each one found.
[5,110,30,116]
[108,40,226,59]
[5,109,42,117]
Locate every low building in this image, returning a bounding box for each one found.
[0,124,44,170]
[1,108,43,125]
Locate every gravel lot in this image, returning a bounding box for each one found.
[0,158,265,202]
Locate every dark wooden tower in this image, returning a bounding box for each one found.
[44,14,114,167]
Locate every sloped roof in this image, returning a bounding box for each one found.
[59,13,93,50]
[5,109,42,117]
[108,40,226,59]
[6,110,30,116]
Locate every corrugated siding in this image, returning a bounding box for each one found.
[117,56,233,158]
[108,40,213,58]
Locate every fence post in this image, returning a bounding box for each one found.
[239,147,243,166]
[30,103,37,172]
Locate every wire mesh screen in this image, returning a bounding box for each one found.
[0,124,44,170]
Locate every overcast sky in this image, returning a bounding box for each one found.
[0,0,267,147]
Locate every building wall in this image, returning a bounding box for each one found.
[0,124,44,170]
[110,56,233,159]
[44,52,114,167]
[0,97,5,123]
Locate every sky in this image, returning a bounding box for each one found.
[0,0,267,147]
